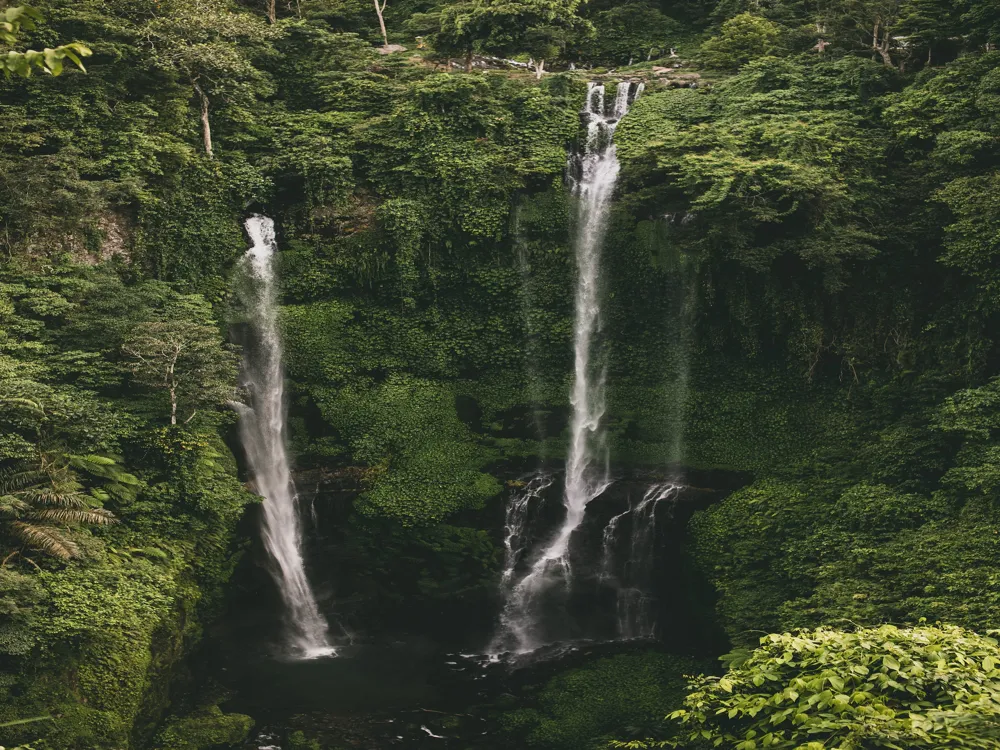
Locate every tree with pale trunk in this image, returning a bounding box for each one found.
[142,0,273,158]
[122,321,239,427]
[374,0,389,47]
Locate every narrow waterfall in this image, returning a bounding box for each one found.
[513,204,549,446]
[236,215,335,660]
[601,482,682,639]
[493,82,640,654]
[499,472,555,588]
[598,221,697,640]
[490,472,555,653]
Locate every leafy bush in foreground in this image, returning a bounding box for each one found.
[617,625,1000,749]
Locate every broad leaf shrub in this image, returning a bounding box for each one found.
[616,625,1000,749]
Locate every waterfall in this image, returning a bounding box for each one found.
[490,472,555,653]
[601,482,682,639]
[236,215,335,660]
[597,207,698,639]
[492,82,640,654]
[499,472,554,588]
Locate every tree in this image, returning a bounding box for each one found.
[434,0,592,74]
[815,0,905,67]
[144,0,273,158]
[963,0,1000,48]
[699,12,783,70]
[937,172,1000,310]
[897,0,962,66]
[122,321,239,426]
[0,5,91,78]
[373,0,389,47]
[634,625,1000,749]
[575,1,681,67]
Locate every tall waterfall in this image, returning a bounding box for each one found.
[493,82,640,654]
[236,215,335,660]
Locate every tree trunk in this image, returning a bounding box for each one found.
[465,51,473,73]
[872,19,893,67]
[267,0,276,23]
[877,36,893,67]
[168,357,178,425]
[374,0,388,47]
[534,58,545,80]
[193,81,213,159]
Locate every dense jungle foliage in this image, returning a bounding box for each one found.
[1,0,1000,747]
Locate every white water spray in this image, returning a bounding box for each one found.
[499,472,555,588]
[236,215,335,660]
[493,82,640,653]
[490,472,554,653]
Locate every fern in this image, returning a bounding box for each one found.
[1,455,120,560]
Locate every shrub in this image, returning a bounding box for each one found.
[656,625,1000,749]
[699,13,783,70]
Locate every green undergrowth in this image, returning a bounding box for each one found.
[151,706,253,750]
[499,650,709,750]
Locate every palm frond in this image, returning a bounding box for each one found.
[69,455,138,483]
[19,488,90,508]
[2,456,119,560]
[10,521,78,559]
[33,507,116,526]
[0,467,48,494]
[19,488,91,508]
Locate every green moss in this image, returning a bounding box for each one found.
[314,373,501,524]
[500,651,706,749]
[286,730,322,750]
[153,706,253,750]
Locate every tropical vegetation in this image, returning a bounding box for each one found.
[1,0,999,748]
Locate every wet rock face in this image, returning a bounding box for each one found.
[225,460,741,658]
[491,466,743,654]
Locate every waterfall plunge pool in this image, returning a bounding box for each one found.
[186,466,743,749]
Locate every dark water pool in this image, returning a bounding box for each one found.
[200,624,650,749]
[190,466,737,748]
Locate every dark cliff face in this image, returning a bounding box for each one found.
[220,462,741,654]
